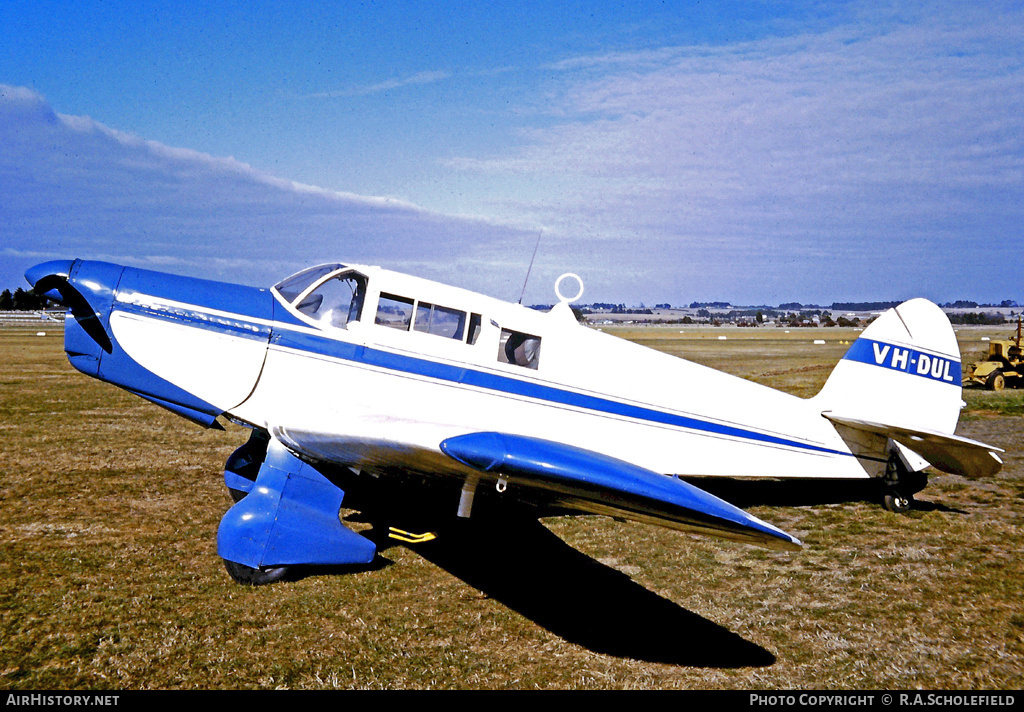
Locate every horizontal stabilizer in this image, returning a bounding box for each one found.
[441,432,801,551]
[822,413,1003,478]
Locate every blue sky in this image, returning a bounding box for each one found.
[2,1,1022,306]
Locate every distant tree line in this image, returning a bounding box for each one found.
[577,304,653,315]
[779,300,1020,311]
[946,312,1009,325]
[582,303,624,311]
[0,288,51,311]
[607,298,1020,313]
[829,301,901,311]
[940,300,1019,309]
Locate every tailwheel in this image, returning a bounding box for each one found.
[879,447,925,514]
[882,491,912,514]
[222,558,291,586]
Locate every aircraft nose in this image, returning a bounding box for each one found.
[28,259,123,360]
[25,260,77,303]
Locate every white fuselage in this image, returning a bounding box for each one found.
[109,265,873,483]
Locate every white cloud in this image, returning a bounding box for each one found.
[305,70,453,99]
[443,8,1024,303]
[0,84,533,299]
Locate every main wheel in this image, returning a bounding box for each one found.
[222,558,290,586]
[986,370,1005,391]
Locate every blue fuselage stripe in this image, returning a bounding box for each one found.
[271,328,850,458]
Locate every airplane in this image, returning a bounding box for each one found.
[26,258,1004,585]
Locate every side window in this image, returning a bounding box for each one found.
[376,293,414,330]
[373,294,480,348]
[498,329,541,369]
[414,302,466,340]
[296,273,365,329]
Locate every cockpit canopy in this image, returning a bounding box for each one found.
[273,264,365,329]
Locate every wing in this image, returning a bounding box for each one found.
[273,423,802,552]
[440,432,802,552]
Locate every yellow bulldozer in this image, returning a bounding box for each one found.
[964,317,1023,390]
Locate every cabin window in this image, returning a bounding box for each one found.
[376,293,415,330]
[374,294,481,347]
[498,329,541,369]
[296,272,366,328]
[414,302,466,340]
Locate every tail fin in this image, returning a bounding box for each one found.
[814,299,962,434]
[813,299,1002,478]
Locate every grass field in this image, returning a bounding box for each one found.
[1,325,1021,690]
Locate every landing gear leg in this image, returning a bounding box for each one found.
[880,447,926,514]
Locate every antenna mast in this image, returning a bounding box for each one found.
[518,230,543,305]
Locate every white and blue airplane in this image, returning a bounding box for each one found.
[26,258,1003,585]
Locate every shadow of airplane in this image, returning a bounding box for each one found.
[287,476,776,667]
[684,476,967,514]
[283,460,976,665]
[683,477,880,508]
[367,511,775,667]
[293,465,785,666]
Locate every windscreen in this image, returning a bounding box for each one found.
[273,264,343,303]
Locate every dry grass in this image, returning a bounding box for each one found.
[1,327,1021,689]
